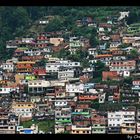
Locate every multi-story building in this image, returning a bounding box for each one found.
[71,125,91,134]
[11,102,35,121]
[66,83,84,95]
[28,80,52,94]
[58,67,75,81]
[69,37,84,54]
[55,107,71,125]
[1,62,14,72]
[15,61,35,73]
[0,111,18,134]
[110,60,136,72]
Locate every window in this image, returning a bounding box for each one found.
[10,126,14,129]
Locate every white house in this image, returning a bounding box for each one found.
[66,83,84,93]
[118,11,129,21]
[58,68,75,80]
[1,62,14,72]
[88,48,98,57]
[0,86,19,94]
[22,38,34,44]
[46,63,61,73]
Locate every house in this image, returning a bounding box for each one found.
[58,67,75,81]
[0,86,19,95]
[110,34,121,42]
[98,23,112,32]
[91,110,106,134]
[107,107,136,134]
[21,38,34,44]
[13,49,24,58]
[33,68,46,79]
[17,124,38,134]
[122,37,140,44]
[49,38,64,46]
[15,61,36,73]
[1,62,14,72]
[24,48,41,56]
[71,125,91,134]
[0,111,18,134]
[88,48,98,57]
[36,34,49,44]
[118,11,129,21]
[28,80,52,94]
[66,83,84,95]
[21,56,44,61]
[46,62,60,73]
[109,60,136,72]
[95,54,112,66]
[15,74,25,85]
[122,46,133,54]
[107,111,122,134]
[121,107,136,134]
[55,107,71,125]
[11,102,35,121]
[55,124,65,134]
[137,109,140,133]
[6,40,20,49]
[132,80,140,91]
[102,71,120,81]
[71,108,91,126]
[69,37,84,54]
[25,75,36,81]
[109,42,121,49]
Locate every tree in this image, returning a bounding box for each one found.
[123,77,132,85]
[129,49,139,59]
[55,48,70,59]
[93,60,106,78]
[45,17,64,32]
[89,34,99,47]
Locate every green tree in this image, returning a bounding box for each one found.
[45,17,64,32]
[129,49,139,59]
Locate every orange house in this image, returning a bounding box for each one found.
[78,95,98,101]
[102,71,120,81]
[16,61,35,73]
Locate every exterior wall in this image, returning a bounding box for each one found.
[108,111,123,127]
[15,74,25,84]
[66,84,84,93]
[137,123,140,133]
[121,123,136,134]
[46,63,60,72]
[92,124,106,134]
[110,60,136,72]
[71,125,91,134]
[12,102,34,118]
[55,100,68,107]
[55,125,65,134]
[0,87,19,94]
[58,70,74,80]
[1,63,14,72]
[50,38,64,46]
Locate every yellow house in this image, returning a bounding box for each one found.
[15,74,25,84]
[121,123,136,134]
[11,102,35,121]
[71,125,91,134]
